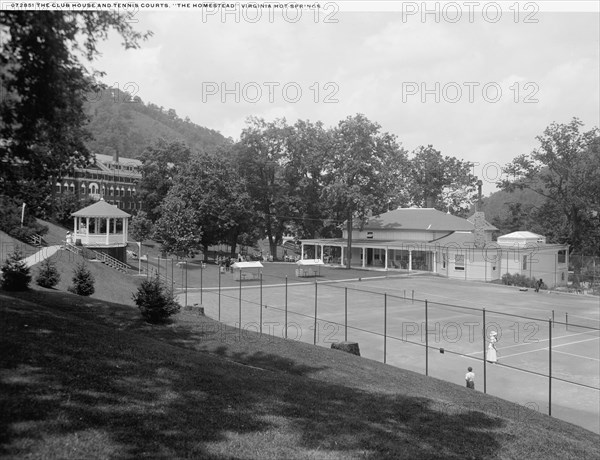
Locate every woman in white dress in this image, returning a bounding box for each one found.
[487,331,498,363]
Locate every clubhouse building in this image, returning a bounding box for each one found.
[300,208,569,288]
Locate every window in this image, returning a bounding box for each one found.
[442,253,447,269]
[454,254,465,271]
[558,250,566,264]
[522,255,527,270]
[81,183,86,194]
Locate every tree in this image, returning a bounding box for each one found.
[321,114,409,269]
[406,145,478,216]
[35,258,60,289]
[0,11,151,201]
[68,262,95,296]
[129,210,154,244]
[235,117,297,259]
[154,151,254,259]
[138,138,192,222]
[132,275,181,323]
[1,248,31,291]
[499,118,600,282]
[286,119,335,239]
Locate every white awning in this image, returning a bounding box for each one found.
[296,259,325,266]
[232,261,264,269]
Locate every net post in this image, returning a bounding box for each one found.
[425,299,428,376]
[483,308,487,394]
[314,280,318,345]
[344,287,348,342]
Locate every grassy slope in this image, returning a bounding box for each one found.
[1,286,599,459]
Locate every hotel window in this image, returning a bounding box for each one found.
[56,182,61,193]
[69,183,75,193]
[454,254,465,271]
[81,183,86,194]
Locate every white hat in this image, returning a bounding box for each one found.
[490,331,497,336]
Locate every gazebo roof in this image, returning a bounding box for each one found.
[71,199,131,218]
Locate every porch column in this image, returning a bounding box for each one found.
[362,247,366,268]
[408,250,412,271]
[384,248,388,269]
[340,245,344,266]
[320,244,324,261]
[106,217,110,245]
[301,242,305,260]
[433,251,436,273]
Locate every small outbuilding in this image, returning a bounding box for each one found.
[232,261,263,281]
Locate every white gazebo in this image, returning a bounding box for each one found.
[70,199,131,262]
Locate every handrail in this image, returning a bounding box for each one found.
[90,249,129,272]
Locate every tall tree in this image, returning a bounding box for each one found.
[499,118,599,250]
[154,151,253,259]
[137,138,191,222]
[0,11,151,201]
[499,118,600,281]
[321,114,409,269]
[235,117,297,259]
[285,119,334,239]
[407,145,478,216]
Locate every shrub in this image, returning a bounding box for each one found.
[1,249,31,291]
[35,258,61,289]
[67,262,95,296]
[132,275,181,323]
[501,273,547,289]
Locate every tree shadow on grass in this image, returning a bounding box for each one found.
[1,290,514,459]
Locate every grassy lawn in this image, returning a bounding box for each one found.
[1,284,599,459]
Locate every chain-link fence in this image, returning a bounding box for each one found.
[194,270,600,433]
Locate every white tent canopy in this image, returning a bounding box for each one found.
[296,259,325,266]
[232,261,263,269]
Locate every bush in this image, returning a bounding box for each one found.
[1,249,31,291]
[67,262,95,296]
[132,275,181,323]
[501,273,547,289]
[35,258,61,288]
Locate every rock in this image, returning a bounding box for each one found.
[331,341,360,356]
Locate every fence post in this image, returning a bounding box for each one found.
[200,260,203,304]
[549,318,552,417]
[260,273,263,335]
[425,300,428,376]
[344,287,348,342]
[565,312,568,331]
[552,309,554,328]
[285,275,288,339]
[218,266,221,322]
[483,308,487,394]
[314,280,318,345]
[238,269,242,333]
[384,293,387,364]
[412,289,414,304]
[184,259,188,308]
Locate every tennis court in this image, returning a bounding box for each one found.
[184,271,600,434]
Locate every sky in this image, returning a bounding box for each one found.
[90,1,600,195]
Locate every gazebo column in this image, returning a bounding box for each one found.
[384,248,388,269]
[408,250,412,271]
[362,247,366,268]
[123,217,128,244]
[433,251,437,273]
[106,217,110,245]
[340,246,344,266]
[319,244,324,261]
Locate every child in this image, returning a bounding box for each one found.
[465,367,475,389]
